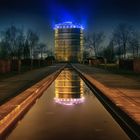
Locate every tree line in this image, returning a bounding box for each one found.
[0,25,47,60]
[84,23,140,63]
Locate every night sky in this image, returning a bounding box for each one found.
[0,0,140,48]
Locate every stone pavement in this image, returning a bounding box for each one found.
[72,64,140,126]
[0,64,65,105]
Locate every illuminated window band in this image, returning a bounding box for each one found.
[54,97,85,106]
[54,21,84,30]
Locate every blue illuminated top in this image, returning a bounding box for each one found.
[54,21,84,30]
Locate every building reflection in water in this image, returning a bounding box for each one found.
[54,68,84,105]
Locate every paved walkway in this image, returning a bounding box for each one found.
[0,64,65,105]
[72,64,140,126]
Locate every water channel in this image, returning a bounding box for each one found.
[6,68,130,140]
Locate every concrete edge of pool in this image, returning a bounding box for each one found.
[0,64,66,139]
[71,64,140,140]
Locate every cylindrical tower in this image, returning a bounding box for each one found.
[54,22,83,62]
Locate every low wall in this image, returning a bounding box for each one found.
[0,59,54,73]
[21,59,50,67]
[88,59,104,66]
[11,60,21,71]
[0,60,11,73]
[119,59,133,70]
[119,59,140,72]
[133,59,140,73]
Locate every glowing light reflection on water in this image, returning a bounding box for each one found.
[54,68,85,106]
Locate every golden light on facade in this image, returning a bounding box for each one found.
[54,22,84,62]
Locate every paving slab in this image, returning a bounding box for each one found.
[0,64,65,104]
[72,64,140,125]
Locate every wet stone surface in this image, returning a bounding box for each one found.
[6,68,130,140]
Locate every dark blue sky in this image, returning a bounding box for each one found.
[0,0,140,47]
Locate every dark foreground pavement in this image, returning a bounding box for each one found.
[0,64,65,105]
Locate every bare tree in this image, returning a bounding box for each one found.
[16,28,25,59]
[112,32,122,59]
[112,23,133,59]
[84,36,92,57]
[35,43,47,67]
[0,40,10,59]
[83,50,90,60]
[26,30,39,69]
[84,32,105,57]
[23,39,30,59]
[1,25,24,59]
[90,32,105,56]
[129,30,140,58]
[0,26,26,72]
[38,43,47,59]
[102,40,115,63]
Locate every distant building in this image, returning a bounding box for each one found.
[54,22,84,62]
